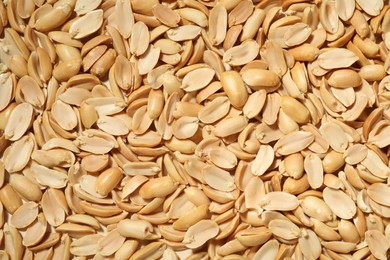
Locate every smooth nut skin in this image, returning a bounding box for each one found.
[359,64,386,82]
[117,219,154,239]
[283,175,310,195]
[147,89,164,120]
[288,43,319,62]
[220,70,248,108]
[96,167,123,197]
[327,69,362,89]
[235,227,272,247]
[139,176,178,199]
[300,196,333,222]
[173,204,209,231]
[284,153,304,179]
[241,68,280,90]
[280,96,310,124]
[10,175,42,202]
[0,184,22,214]
[322,150,345,174]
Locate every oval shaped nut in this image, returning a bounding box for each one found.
[319,0,339,33]
[274,131,314,156]
[360,149,390,179]
[154,39,182,55]
[173,204,209,231]
[70,234,102,256]
[97,115,129,136]
[208,4,228,46]
[283,175,310,195]
[241,9,265,41]
[367,183,390,207]
[356,0,383,16]
[202,164,236,192]
[9,55,28,78]
[53,60,82,82]
[51,100,78,131]
[74,0,102,15]
[18,75,45,108]
[0,102,17,131]
[288,43,320,62]
[235,227,272,247]
[80,102,98,129]
[147,89,164,120]
[33,3,73,32]
[323,187,356,219]
[56,44,82,63]
[0,184,22,214]
[166,25,201,42]
[4,102,33,141]
[98,229,126,256]
[10,201,38,229]
[69,10,103,39]
[278,110,298,135]
[130,21,149,56]
[321,241,357,254]
[318,48,359,69]
[3,223,23,260]
[181,67,215,92]
[182,220,219,249]
[343,144,368,165]
[327,69,362,89]
[152,3,180,27]
[300,196,333,222]
[172,116,199,139]
[284,23,312,47]
[335,0,355,21]
[359,64,386,82]
[253,239,279,260]
[208,146,237,169]
[184,187,211,207]
[115,240,139,260]
[117,220,156,240]
[83,45,107,72]
[280,96,310,124]
[177,8,207,27]
[198,96,230,124]
[123,162,161,176]
[319,122,349,153]
[299,228,322,260]
[322,150,345,174]
[241,69,280,91]
[221,70,248,108]
[338,219,360,243]
[113,0,134,39]
[365,230,390,260]
[0,73,14,113]
[91,48,116,78]
[3,135,34,173]
[95,167,123,197]
[129,241,166,260]
[269,219,301,240]
[214,116,248,137]
[251,145,274,176]
[223,40,260,66]
[9,174,42,202]
[139,176,178,199]
[284,153,304,179]
[310,218,341,241]
[259,192,299,211]
[304,153,324,189]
